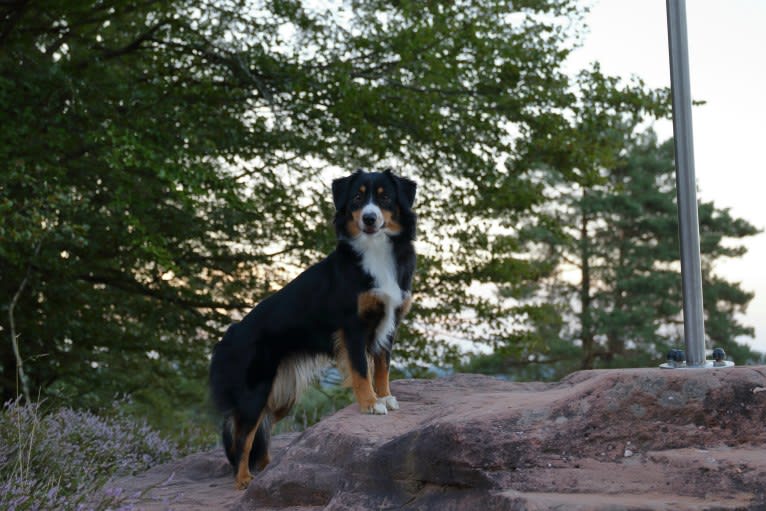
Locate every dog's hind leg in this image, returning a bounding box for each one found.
[251,413,272,471]
[233,381,271,490]
[226,413,272,473]
[222,416,237,468]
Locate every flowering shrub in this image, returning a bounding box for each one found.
[0,399,179,511]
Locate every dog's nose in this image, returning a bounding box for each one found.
[362,213,377,226]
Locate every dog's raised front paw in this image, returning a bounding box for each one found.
[377,395,399,411]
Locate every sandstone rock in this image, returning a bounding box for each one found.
[117,367,766,510]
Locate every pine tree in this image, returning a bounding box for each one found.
[534,131,759,369]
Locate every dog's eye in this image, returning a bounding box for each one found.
[352,193,363,204]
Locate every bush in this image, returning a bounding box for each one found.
[0,399,179,511]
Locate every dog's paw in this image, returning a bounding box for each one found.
[234,472,253,490]
[378,395,399,411]
[372,400,388,414]
[362,401,388,415]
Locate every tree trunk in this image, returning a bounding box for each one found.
[579,205,595,369]
[607,235,626,357]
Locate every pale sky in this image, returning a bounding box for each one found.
[566,0,766,353]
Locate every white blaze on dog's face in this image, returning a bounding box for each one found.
[360,201,384,234]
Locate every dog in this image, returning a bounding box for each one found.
[209,169,416,489]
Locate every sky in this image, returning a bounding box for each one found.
[565,0,766,353]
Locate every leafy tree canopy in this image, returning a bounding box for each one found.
[1,0,688,424]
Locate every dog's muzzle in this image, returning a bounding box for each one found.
[361,204,383,234]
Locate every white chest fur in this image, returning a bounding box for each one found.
[350,234,403,352]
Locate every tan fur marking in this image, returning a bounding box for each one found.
[256,451,271,471]
[373,353,390,397]
[377,186,384,194]
[382,209,402,234]
[399,295,413,318]
[268,396,295,419]
[358,291,385,318]
[348,210,362,237]
[359,185,366,193]
[235,412,266,490]
[351,367,378,411]
[334,330,377,411]
[271,406,290,422]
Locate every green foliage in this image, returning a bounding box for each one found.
[459,337,581,382]
[517,129,760,369]
[273,384,354,434]
[1,0,756,439]
[0,0,599,412]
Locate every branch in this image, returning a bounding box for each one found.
[98,19,166,59]
[77,272,249,311]
[7,236,43,402]
[149,34,280,109]
[176,244,303,271]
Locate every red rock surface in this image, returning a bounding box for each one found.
[115,367,766,510]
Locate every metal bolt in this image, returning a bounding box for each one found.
[712,347,726,366]
[665,348,686,367]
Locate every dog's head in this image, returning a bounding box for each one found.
[332,169,416,240]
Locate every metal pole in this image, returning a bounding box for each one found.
[666,0,706,367]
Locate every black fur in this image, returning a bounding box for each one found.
[209,169,416,479]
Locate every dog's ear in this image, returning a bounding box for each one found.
[332,170,361,212]
[385,169,417,210]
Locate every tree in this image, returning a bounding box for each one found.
[4,0,695,423]
[2,0,613,415]
[528,130,759,369]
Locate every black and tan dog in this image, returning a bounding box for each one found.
[209,169,416,489]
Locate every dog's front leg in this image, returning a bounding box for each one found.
[343,325,387,415]
[373,350,399,411]
[372,291,411,411]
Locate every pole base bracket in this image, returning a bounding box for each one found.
[660,360,735,369]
